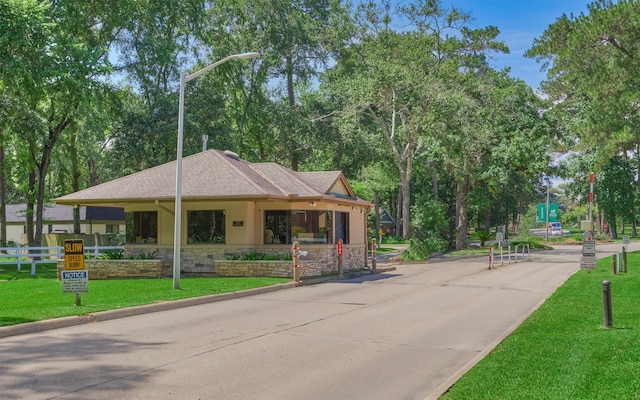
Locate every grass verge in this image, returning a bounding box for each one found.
[0,264,289,327]
[440,252,640,399]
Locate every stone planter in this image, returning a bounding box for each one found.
[57,259,171,280]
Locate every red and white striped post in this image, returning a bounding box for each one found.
[292,241,300,282]
[337,239,344,278]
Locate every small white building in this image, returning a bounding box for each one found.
[5,203,125,245]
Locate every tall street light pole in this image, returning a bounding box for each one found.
[545,183,550,242]
[173,52,259,290]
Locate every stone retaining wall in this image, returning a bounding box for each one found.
[214,260,292,278]
[55,245,366,280]
[56,259,171,280]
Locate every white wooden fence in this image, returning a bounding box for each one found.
[0,245,124,276]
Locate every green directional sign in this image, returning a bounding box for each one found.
[537,203,559,223]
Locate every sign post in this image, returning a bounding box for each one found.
[580,239,597,273]
[63,239,87,306]
[337,239,343,278]
[371,238,377,270]
[537,203,559,223]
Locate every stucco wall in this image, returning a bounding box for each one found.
[127,200,369,248]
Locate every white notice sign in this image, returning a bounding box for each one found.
[580,257,597,272]
[62,270,88,293]
[582,240,596,257]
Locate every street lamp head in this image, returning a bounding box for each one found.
[185,52,260,82]
[237,52,260,59]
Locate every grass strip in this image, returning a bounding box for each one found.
[441,251,640,399]
[0,264,289,326]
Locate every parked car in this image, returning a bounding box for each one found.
[549,222,563,236]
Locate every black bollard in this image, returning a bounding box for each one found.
[602,280,612,328]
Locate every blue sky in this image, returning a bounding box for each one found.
[391,0,592,90]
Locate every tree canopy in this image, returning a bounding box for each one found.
[1,0,636,251]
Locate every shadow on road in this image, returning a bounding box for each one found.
[336,273,402,284]
[0,333,166,399]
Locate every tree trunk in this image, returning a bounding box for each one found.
[484,209,491,232]
[33,109,73,249]
[285,54,299,171]
[455,175,470,250]
[610,216,618,239]
[395,186,402,238]
[26,170,36,246]
[431,167,438,201]
[374,192,380,241]
[401,173,410,240]
[0,141,6,247]
[70,132,81,233]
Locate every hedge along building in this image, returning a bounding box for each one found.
[54,149,372,277]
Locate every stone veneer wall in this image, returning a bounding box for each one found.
[136,245,365,276]
[56,259,171,280]
[77,244,367,279]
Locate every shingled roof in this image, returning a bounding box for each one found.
[6,204,124,222]
[54,149,366,206]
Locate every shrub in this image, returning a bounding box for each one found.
[402,236,447,261]
[473,230,493,246]
[224,251,292,261]
[128,251,157,260]
[242,251,266,260]
[98,249,125,259]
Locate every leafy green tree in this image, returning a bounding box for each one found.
[325,0,507,240]
[437,68,550,248]
[202,0,353,169]
[596,155,636,239]
[526,0,640,158]
[2,0,119,246]
[107,0,205,170]
[0,0,51,245]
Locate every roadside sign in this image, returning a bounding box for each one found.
[537,203,559,223]
[61,270,88,293]
[496,233,504,244]
[582,240,596,257]
[64,239,85,270]
[580,257,597,272]
[580,220,594,232]
[623,235,630,245]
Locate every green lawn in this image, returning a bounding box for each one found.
[441,252,640,399]
[0,263,289,326]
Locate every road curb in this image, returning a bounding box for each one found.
[1,267,401,339]
[0,281,299,339]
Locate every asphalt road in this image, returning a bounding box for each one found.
[0,241,633,400]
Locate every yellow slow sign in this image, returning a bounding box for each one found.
[64,239,85,270]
